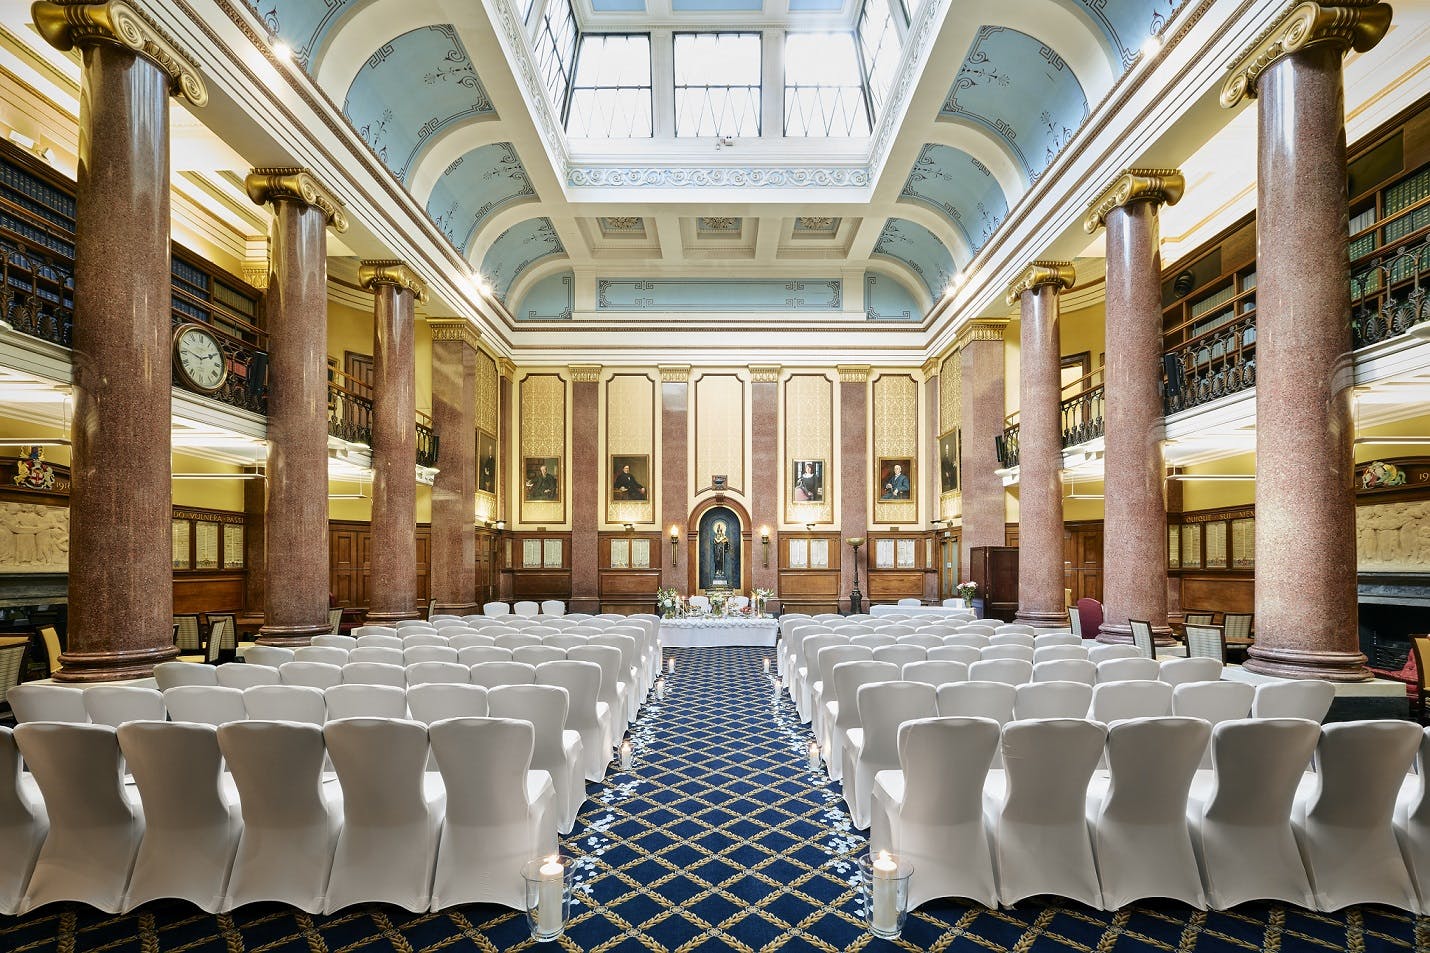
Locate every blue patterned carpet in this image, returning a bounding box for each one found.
[1,644,1425,951]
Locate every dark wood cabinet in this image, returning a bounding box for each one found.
[970,546,1019,622]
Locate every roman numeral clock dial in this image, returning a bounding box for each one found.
[172,323,229,394]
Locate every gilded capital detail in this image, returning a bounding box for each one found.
[32,0,207,106]
[568,364,602,383]
[358,260,428,302]
[244,168,350,232]
[837,364,871,383]
[428,319,481,351]
[497,357,518,379]
[1004,262,1075,306]
[658,364,691,383]
[749,365,780,383]
[1221,0,1392,108]
[1084,168,1186,233]
[953,319,1009,352]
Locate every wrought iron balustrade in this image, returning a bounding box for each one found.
[416,412,439,468]
[1350,226,1430,349]
[328,371,373,446]
[1,237,73,348]
[997,421,1019,468]
[1062,382,1104,447]
[1161,314,1257,415]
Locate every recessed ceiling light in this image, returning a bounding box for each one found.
[271,39,293,61]
[1141,35,1162,58]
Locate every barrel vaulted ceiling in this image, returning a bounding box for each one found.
[241,0,1184,321]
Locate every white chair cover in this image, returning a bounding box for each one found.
[514,645,566,667]
[535,660,613,781]
[395,621,438,631]
[352,625,398,639]
[457,646,511,666]
[428,717,556,909]
[1032,658,1097,685]
[1033,645,1087,664]
[988,718,1106,908]
[796,635,847,721]
[809,645,873,743]
[568,644,630,738]
[591,633,644,721]
[163,685,247,726]
[490,684,585,835]
[899,660,968,689]
[341,662,407,687]
[216,663,280,689]
[1087,644,1142,663]
[323,684,407,720]
[1187,718,1320,909]
[1159,657,1223,686]
[242,685,326,725]
[470,660,538,688]
[1171,681,1255,767]
[896,598,921,607]
[495,633,541,650]
[407,683,489,724]
[7,684,88,724]
[405,646,461,665]
[1395,727,1430,913]
[872,644,927,669]
[83,685,166,728]
[1095,657,1161,682]
[402,635,448,649]
[540,600,566,616]
[322,718,443,913]
[869,716,999,908]
[1013,680,1092,720]
[354,635,403,650]
[312,635,358,650]
[219,720,343,912]
[850,634,895,649]
[513,601,540,617]
[349,646,405,665]
[243,645,295,668]
[0,726,47,915]
[117,721,241,912]
[294,646,349,666]
[927,645,981,666]
[406,661,471,686]
[966,658,1032,686]
[15,723,143,913]
[279,661,343,689]
[451,635,498,652]
[1251,680,1335,723]
[840,681,937,828]
[1089,680,1173,723]
[936,680,1016,724]
[1293,719,1420,911]
[979,645,1034,663]
[153,661,218,690]
[988,633,1035,648]
[483,602,512,617]
[1033,632,1082,648]
[942,634,990,649]
[994,624,1036,636]
[824,660,899,782]
[1087,717,1211,909]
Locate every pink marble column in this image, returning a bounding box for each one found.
[1223,3,1389,680]
[839,366,870,613]
[958,325,1008,573]
[429,322,478,614]
[1007,265,1075,627]
[246,170,347,645]
[361,262,424,623]
[569,367,600,613]
[660,367,690,589]
[923,366,940,602]
[1086,172,1184,645]
[34,3,207,680]
[751,367,780,596]
[498,367,514,601]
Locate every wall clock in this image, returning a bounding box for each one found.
[172,323,229,394]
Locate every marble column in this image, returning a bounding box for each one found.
[958,323,1009,573]
[569,365,601,614]
[360,261,425,623]
[429,321,479,614]
[839,365,870,613]
[498,362,515,601]
[1085,170,1184,645]
[33,1,206,680]
[922,361,940,602]
[660,366,690,589]
[750,366,780,596]
[1006,263,1075,627]
[1222,2,1389,680]
[246,169,347,645]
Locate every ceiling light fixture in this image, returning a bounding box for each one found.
[1354,436,1430,446]
[1141,34,1163,59]
[0,438,70,448]
[172,472,266,480]
[271,38,293,61]
[1165,473,1255,481]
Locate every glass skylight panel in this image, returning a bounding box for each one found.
[534,0,579,109]
[857,0,902,117]
[784,33,870,137]
[567,34,653,137]
[674,32,762,138]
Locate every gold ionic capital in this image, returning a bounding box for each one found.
[953,319,1009,352]
[837,364,871,383]
[1004,262,1075,307]
[245,167,349,232]
[1084,168,1185,234]
[1221,0,1392,109]
[32,0,207,106]
[358,260,428,302]
[427,319,481,351]
[748,364,781,383]
[658,364,691,383]
[568,363,602,383]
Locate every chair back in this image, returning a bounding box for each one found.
[850,634,895,649]
[927,645,980,665]
[1183,611,1215,625]
[872,644,926,668]
[402,634,447,648]
[154,660,219,690]
[1302,720,1422,827]
[1089,679,1173,722]
[495,633,541,650]
[458,645,513,666]
[1033,645,1087,664]
[83,685,165,728]
[451,634,498,651]
[815,645,872,691]
[1158,657,1222,686]
[14,721,136,833]
[1098,717,1210,824]
[542,634,588,651]
[899,659,968,688]
[1129,620,1156,658]
[482,602,511,617]
[406,661,471,686]
[39,625,63,676]
[989,632,1035,648]
[1067,606,1082,636]
[342,661,406,687]
[117,720,232,831]
[936,680,1016,724]
[294,645,348,666]
[1014,680,1093,720]
[1171,680,1254,735]
[1250,679,1335,722]
[942,634,989,649]
[279,660,343,689]
[407,683,489,723]
[244,645,295,668]
[429,717,534,825]
[354,634,403,649]
[1183,625,1226,662]
[1202,718,1320,824]
[534,660,603,732]
[896,716,1000,822]
[1222,613,1253,641]
[216,663,280,689]
[853,681,937,765]
[324,684,407,720]
[353,626,399,639]
[218,720,329,829]
[405,645,460,665]
[242,685,326,724]
[1074,598,1104,636]
[313,635,358,650]
[174,615,202,652]
[1000,718,1107,823]
[899,633,944,649]
[1096,657,1161,683]
[328,607,343,634]
[829,661,899,730]
[513,601,540,617]
[349,646,404,666]
[1035,632,1082,648]
[163,685,247,726]
[1087,644,1142,663]
[567,645,624,715]
[540,600,566,616]
[514,645,566,667]
[980,644,1034,663]
[489,684,571,768]
[204,617,232,664]
[323,717,430,823]
[967,658,1032,686]
[8,683,88,723]
[469,660,537,688]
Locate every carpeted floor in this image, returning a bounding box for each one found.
[1,644,1425,951]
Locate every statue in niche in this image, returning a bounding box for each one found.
[711,520,731,585]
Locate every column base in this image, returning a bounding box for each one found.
[364,607,421,624]
[1243,644,1371,682]
[256,622,331,647]
[1015,607,1070,628]
[569,596,601,615]
[432,601,480,616]
[54,643,180,682]
[1096,621,1177,647]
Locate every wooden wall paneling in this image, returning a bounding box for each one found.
[597,531,662,613]
[777,531,842,613]
[864,531,935,604]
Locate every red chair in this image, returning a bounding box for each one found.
[1371,642,1422,720]
[1075,598,1103,639]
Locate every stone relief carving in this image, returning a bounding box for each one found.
[0,501,68,573]
[1357,500,1430,572]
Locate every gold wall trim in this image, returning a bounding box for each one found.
[244,167,349,232]
[1004,262,1076,306]
[1083,168,1186,233]
[749,364,781,383]
[358,259,428,302]
[428,319,482,351]
[837,364,871,383]
[1221,0,1391,108]
[498,357,517,379]
[953,319,1009,352]
[32,0,207,106]
[920,357,940,377]
[568,364,602,383]
[658,364,691,383]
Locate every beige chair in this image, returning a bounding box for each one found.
[1185,624,1227,662]
[39,627,63,677]
[328,608,344,635]
[0,642,29,715]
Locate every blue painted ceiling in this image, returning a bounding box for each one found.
[864,270,921,321]
[342,25,496,183]
[1077,0,1184,67]
[246,0,356,67]
[900,143,1007,254]
[940,26,1088,182]
[425,143,535,255]
[481,218,567,303]
[514,270,576,320]
[873,218,956,300]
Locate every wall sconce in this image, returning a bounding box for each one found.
[805,522,814,533]
[760,525,771,568]
[670,525,680,566]
[623,523,635,533]
[495,520,506,531]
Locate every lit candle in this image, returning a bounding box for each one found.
[667,656,676,674]
[763,657,771,674]
[537,854,565,937]
[871,850,898,935]
[807,739,820,770]
[656,677,666,700]
[619,738,633,769]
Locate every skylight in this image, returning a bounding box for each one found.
[674,32,762,138]
[533,0,579,108]
[856,0,903,117]
[784,33,869,137]
[566,34,653,138]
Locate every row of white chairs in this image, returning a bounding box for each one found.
[864,713,1430,913]
[2,716,561,916]
[479,600,566,616]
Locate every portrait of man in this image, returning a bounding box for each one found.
[879,458,913,500]
[478,431,497,494]
[610,454,650,502]
[792,459,825,503]
[523,457,560,502]
[939,431,959,495]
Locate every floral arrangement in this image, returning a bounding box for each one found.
[656,587,682,619]
[708,590,728,615]
[753,587,775,617]
[957,580,978,604]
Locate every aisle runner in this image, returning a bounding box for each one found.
[0,645,1422,951]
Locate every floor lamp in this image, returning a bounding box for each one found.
[846,537,865,614]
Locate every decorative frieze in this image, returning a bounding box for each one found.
[1084,168,1186,233]
[568,364,602,383]
[244,168,349,232]
[658,365,691,384]
[1221,0,1392,108]
[953,319,1008,353]
[32,0,207,106]
[428,319,481,351]
[358,260,428,302]
[837,364,871,384]
[1004,262,1076,306]
[749,365,781,383]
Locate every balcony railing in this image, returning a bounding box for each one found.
[416,412,440,468]
[996,369,1104,468]
[328,371,440,468]
[2,240,72,348]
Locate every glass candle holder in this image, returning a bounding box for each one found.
[656,677,666,700]
[522,854,575,941]
[859,851,913,939]
[807,739,820,771]
[667,656,677,674]
[619,738,633,770]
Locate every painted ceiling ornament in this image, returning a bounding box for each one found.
[1220,0,1392,109]
[13,446,56,491]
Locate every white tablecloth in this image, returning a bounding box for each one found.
[869,604,972,617]
[659,618,778,647]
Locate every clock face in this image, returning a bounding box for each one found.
[174,325,228,393]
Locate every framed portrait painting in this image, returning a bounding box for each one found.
[610,454,651,503]
[791,459,825,503]
[939,431,959,494]
[477,431,497,494]
[878,457,913,501]
[523,457,561,503]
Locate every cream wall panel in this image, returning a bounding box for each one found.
[939,353,962,522]
[475,349,501,521]
[690,372,750,512]
[516,371,569,528]
[871,372,922,526]
[604,371,658,527]
[782,372,834,526]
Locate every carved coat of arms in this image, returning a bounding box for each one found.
[13,446,56,491]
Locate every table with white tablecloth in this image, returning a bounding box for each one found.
[868,604,973,618]
[659,617,779,648]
